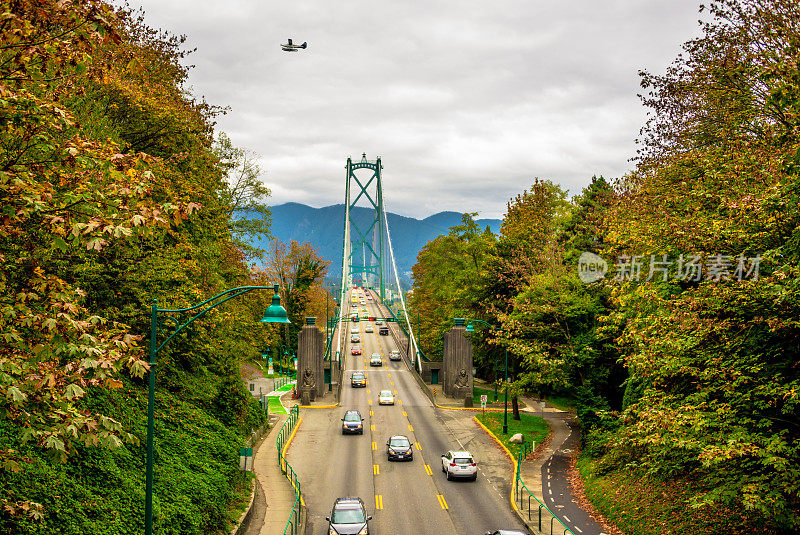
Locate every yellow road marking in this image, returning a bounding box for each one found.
[366,389,371,394]
[424,464,432,476]
[372,441,377,450]
[408,424,413,431]
[375,494,383,510]
[370,424,375,431]
[437,494,448,509]
[390,381,394,386]
[373,464,379,475]
[415,442,422,450]
[368,399,372,405]
[370,410,374,416]
[394,390,398,395]
[402,411,407,417]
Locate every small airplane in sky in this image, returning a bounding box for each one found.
[281,39,307,52]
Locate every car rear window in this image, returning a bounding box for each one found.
[331,507,365,524]
[454,457,473,464]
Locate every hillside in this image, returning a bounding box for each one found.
[263,203,501,279]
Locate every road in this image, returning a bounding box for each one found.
[287,288,528,534]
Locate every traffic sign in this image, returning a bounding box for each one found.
[480,395,487,408]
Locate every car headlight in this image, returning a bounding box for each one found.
[358,527,368,535]
[329,528,337,535]
[356,423,362,428]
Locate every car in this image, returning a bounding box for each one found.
[485,531,532,535]
[350,326,360,334]
[351,345,362,355]
[379,326,389,336]
[351,372,366,388]
[386,435,413,461]
[341,410,364,435]
[374,319,383,325]
[367,295,372,300]
[365,324,374,333]
[326,497,371,535]
[369,353,382,367]
[360,300,366,305]
[389,350,401,361]
[350,334,361,343]
[441,450,477,480]
[377,390,394,405]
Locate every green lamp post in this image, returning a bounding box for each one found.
[145,284,289,535]
[459,317,510,435]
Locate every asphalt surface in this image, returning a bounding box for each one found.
[541,419,604,535]
[287,289,528,535]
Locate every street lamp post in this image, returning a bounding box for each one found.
[145,284,290,535]
[459,318,509,434]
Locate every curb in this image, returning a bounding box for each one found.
[435,403,507,412]
[298,403,339,409]
[282,416,305,507]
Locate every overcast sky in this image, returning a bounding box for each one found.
[123,0,703,219]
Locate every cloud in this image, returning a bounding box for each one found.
[122,0,703,219]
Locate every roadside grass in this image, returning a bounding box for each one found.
[576,455,782,535]
[472,385,526,409]
[543,394,575,412]
[475,411,549,454]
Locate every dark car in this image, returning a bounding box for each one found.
[341,410,364,435]
[386,435,413,461]
[326,497,371,534]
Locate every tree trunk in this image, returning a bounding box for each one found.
[512,395,521,420]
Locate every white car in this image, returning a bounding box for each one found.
[378,390,394,405]
[389,350,401,361]
[441,450,477,481]
[369,353,383,367]
[350,326,360,334]
[365,324,374,333]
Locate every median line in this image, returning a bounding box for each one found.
[437,494,448,509]
[373,464,379,475]
[424,464,432,476]
[375,494,383,509]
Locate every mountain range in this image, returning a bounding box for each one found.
[257,203,501,281]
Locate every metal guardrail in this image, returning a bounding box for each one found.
[274,376,293,391]
[514,446,574,535]
[277,405,302,535]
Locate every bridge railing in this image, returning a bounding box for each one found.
[514,446,574,535]
[277,405,302,535]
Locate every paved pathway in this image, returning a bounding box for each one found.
[244,411,300,535]
[517,397,605,535]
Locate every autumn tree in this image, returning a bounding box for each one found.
[596,0,800,529]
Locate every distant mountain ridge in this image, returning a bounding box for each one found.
[259,203,501,280]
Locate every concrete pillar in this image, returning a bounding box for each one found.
[442,323,473,403]
[297,317,324,401]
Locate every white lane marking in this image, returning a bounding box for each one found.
[564,515,571,522]
[573,527,583,533]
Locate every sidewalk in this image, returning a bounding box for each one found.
[245,412,300,535]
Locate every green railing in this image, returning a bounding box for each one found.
[277,405,302,535]
[274,376,294,392]
[515,446,574,535]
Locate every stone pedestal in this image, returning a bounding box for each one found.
[297,317,324,400]
[443,325,473,405]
